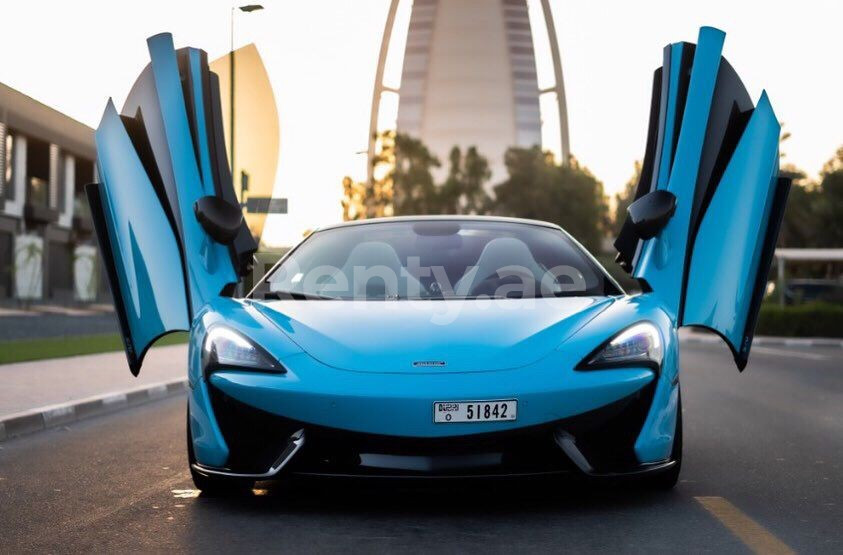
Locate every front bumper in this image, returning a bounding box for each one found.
[191,371,676,479]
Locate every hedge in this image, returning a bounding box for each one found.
[755,302,843,338]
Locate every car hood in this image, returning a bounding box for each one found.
[251,297,613,373]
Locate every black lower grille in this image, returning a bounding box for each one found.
[563,380,657,472]
[208,379,657,477]
[295,422,575,477]
[208,385,302,473]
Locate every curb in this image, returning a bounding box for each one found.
[0,378,187,443]
[679,333,843,349]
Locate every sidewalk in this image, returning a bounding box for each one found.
[0,345,187,440]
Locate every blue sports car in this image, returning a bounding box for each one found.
[88,27,789,493]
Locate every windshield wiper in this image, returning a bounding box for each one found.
[263,290,337,301]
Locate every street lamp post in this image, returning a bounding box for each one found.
[230,4,264,199]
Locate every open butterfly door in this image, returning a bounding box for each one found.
[87,34,257,375]
[614,27,791,370]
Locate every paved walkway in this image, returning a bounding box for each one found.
[0,345,187,418]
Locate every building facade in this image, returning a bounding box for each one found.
[0,83,100,303]
[368,0,570,189]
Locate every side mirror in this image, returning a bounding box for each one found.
[627,190,677,240]
[194,196,244,244]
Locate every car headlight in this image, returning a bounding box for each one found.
[202,326,285,374]
[578,322,663,370]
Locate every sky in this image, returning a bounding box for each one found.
[1,0,840,246]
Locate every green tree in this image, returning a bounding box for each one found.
[778,147,843,249]
[612,161,641,236]
[778,164,816,248]
[815,147,843,247]
[491,146,609,253]
[342,130,397,221]
[391,133,441,216]
[440,146,492,214]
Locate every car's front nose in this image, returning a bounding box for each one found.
[189,347,671,479]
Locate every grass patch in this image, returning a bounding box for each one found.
[0,332,188,365]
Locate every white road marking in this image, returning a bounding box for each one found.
[751,346,830,361]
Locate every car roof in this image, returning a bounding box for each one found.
[313,215,563,233]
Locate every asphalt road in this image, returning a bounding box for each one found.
[0,341,840,553]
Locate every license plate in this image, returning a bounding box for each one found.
[433,400,517,423]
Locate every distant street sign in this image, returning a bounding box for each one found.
[245,197,288,214]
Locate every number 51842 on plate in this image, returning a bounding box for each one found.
[433,400,517,423]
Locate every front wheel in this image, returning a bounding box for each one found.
[186,404,254,495]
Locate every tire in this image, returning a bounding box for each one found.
[186,404,254,495]
[643,388,682,490]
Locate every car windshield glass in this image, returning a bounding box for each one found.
[254,220,620,300]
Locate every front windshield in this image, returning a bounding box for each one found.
[254,220,620,300]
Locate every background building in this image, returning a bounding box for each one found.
[0,83,100,303]
[368,0,570,189]
[0,46,282,306]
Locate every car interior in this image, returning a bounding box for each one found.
[257,220,618,300]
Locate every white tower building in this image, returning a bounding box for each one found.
[368,0,570,189]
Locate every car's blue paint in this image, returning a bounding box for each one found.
[635,26,725,320]
[187,48,218,196]
[93,35,247,367]
[209,362,653,435]
[186,295,679,465]
[634,324,681,462]
[683,92,781,353]
[250,297,613,373]
[545,292,680,463]
[185,316,228,466]
[187,300,303,466]
[95,101,189,363]
[146,34,238,313]
[93,27,785,475]
[188,380,229,467]
[636,380,680,463]
[654,41,685,189]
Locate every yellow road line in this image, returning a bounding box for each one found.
[695,496,795,555]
